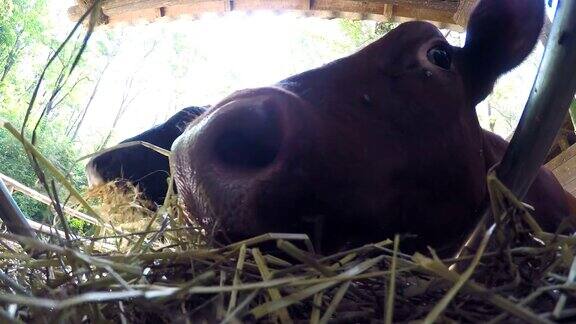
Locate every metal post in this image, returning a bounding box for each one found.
[456,0,576,261]
[497,0,576,197]
[0,179,35,239]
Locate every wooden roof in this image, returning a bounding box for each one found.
[69,0,478,31]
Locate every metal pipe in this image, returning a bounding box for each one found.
[0,179,36,239]
[454,0,576,263]
[497,0,576,197]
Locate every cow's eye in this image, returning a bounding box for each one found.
[427,46,452,70]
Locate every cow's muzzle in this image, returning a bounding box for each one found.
[172,87,316,242]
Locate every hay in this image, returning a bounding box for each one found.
[85,182,157,232]
[4,108,576,323]
[0,164,576,323]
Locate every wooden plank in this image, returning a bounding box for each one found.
[101,0,459,13]
[382,4,393,20]
[108,8,161,24]
[549,153,576,187]
[27,218,68,238]
[234,0,309,12]
[0,174,116,251]
[68,5,88,21]
[67,0,110,24]
[0,173,112,229]
[295,9,392,22]
[75,0,463,27]
[546,143,576,171]
[354,0,458,12]
[313,0,387,16]
[25,219,116,251]
[453,0,477,27]
[103,0,214,15]
[563,177,576,196]
[394,4,456,24]
[163,1,228,16]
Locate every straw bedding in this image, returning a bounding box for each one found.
[0,170,575,323]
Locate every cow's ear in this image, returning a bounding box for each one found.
[462,0,544,104]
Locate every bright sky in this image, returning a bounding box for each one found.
[50,6,378,146]
[48,1,552,149]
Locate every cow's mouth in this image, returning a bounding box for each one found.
[210,211,333,254]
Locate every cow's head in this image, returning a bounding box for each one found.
[86,106,206,204]
[172,0,544,253]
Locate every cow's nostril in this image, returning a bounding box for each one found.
[212,105,282,171]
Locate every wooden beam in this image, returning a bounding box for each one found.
[68,1,109,25]
[382,3,393,20]
[453,0,477,27]
[27,218,69,238]
[394,5,457,25]
[234,0,309,12]
[0,173,119,233]
[545,112,576,162]
[549,150,576,188]
[102,0,214,16]
[25,219,116,251]
[100,0,459,15]
[546,142,576,172]
[161,2,228,18]
[361,0,458,12]
[298,9,392,22]
[313,0,388,17]
[72,0,463,27]
[107,7,162,24]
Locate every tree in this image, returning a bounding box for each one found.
[67,30,122,141]
[338,19,396,49]
[0,0,91,231]
[97,40,158,150]
[0,106,87,221]
[0,0,46,86]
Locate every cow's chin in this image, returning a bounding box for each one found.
[190,201,381,256]
[202,204,464,256]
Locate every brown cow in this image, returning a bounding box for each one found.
[170,0,575,254]
[87,0,574,255]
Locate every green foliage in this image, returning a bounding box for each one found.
[68,217,91,236]
[0,0,46,46]
[0,0,49,114]
[0,0,47,78]
[0,106,87,221]
[338,19,396,48]
[0,0,100,237]
[0,116,46,220]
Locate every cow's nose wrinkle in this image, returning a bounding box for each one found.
[212,104,282,171]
